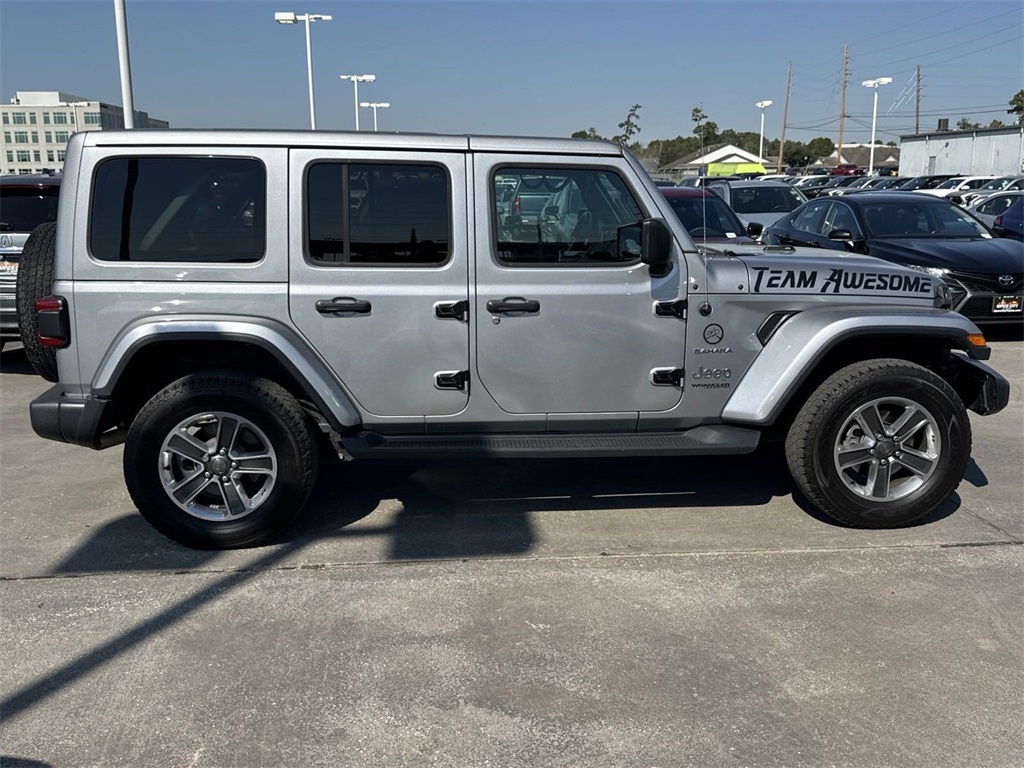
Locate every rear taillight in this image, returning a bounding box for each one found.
[993,215,1002,227]
[512,195,521,214]
[36,295,70,349]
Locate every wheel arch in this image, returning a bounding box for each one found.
[93,316,362,435]
[723,308,990,428]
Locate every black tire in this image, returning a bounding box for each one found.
[124,372,318,549]
[786,358,971,528]
[15,221,59,382]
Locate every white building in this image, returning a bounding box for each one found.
[1,91,170,175]
[898,125,1024,177]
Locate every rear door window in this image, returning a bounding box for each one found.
[89,157,266,262]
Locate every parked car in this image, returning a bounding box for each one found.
[915,176,996,204]
[818,176,867,196]
[706,180,807,229]
[826,176,876,196]
[993,196,1024,241]
[0,174,62,349]
[791,176,834,199]
[676,175,737,188]
[659,187,760,244]
[764,193,1024,324]
[650,178,678,187]
[967,192,1023,228]
[895,175,960,191]
[959,176,1024,208]
[830,164,863,176]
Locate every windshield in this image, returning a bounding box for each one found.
[936,177,965,189]
[862,200,991,239]
[0,187,61,233]
[663,194,747,239]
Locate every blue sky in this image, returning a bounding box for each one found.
[1,0,1021,144]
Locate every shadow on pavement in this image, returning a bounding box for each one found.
[0,345,37,377]
[0,758,53,768]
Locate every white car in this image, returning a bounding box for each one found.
[915,176,996,203]
[959,175,1024,208]
[968,191,1023,227]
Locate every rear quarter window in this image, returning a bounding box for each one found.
[89,157,266,262]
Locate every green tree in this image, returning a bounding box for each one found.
[988,119,1006,129]
[611,104,642,146]
[805,136,835,161]
[1008,89,1024,125]
[690,106,717,143]
[956,117,981,131]
[571,127,603,140]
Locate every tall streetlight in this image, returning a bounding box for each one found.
[862,77,892,174]
[359,101,390,132]
[755,100,773,162]
[340,75,376,130]
[275,11,333,130]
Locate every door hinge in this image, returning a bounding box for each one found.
[435,300,469,321]
[650,367,684,387]
[654,300,688,320]
[435,370,469,391]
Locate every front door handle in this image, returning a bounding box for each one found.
[316,297,372,315]
[486,297,541,314]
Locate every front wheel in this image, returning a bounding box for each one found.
[124,373,318,548]
[786,359,971,528]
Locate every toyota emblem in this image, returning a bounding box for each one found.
[998,275,1014,287]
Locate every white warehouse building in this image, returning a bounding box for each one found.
[898,124,1024,177]
[1,91,169,175]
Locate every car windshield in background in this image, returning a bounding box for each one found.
[862,200,992,239]
[978,177,1013,191]
[663,194,746,239]
[730,186,804,214]
[0,187,60,233]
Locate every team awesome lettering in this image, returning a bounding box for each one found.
[752,267,932,295]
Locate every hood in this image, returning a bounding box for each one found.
[731,250,938,301]
[867,237,1024,274]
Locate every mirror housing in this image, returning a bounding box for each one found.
[639,218,672,277]
[543,205,560,218]
[827,229,853,241]
[746,222,764,238]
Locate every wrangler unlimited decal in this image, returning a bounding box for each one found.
[752,267,932,295]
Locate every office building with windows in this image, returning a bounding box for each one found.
[1,91,169,175]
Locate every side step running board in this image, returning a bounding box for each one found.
[343,426,760,460]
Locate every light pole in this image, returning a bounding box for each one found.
[359,101,390,132]
[113,0,136,128]
[861,77,892,174]
[340,75,376,130]
[755,100,773,162]
[275,11,333,130]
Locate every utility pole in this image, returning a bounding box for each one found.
[915,65,921,134]
[836,44,848,166]
[777,62,792,172]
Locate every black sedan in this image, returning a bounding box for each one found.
[764,193,1024,324]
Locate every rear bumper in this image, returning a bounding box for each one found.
[30,385,124,449]
[0,277,18,339]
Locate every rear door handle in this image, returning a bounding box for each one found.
[486,297,540,314]
[315,297,372,315]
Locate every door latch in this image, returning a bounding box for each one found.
[650,367,684,386]
[435,370,469,391]
[654,300,688,320]
[435,300,469,321]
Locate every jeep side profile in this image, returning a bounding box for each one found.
[26,130,1009,549]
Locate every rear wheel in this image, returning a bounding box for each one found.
[124,372,318,548]
[15,221,58,382]
[786,359,970,527]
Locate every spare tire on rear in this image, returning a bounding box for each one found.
[16,221,59,382]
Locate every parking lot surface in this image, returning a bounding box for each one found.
[1,335,1022,768]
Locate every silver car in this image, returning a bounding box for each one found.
[968,191,1023,228]
[0,174,61,348]
[706,180,807,229]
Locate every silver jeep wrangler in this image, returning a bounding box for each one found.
[26,130,1009,549]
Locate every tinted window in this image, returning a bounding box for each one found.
[791,200,830,234]
[663,194,745,238]
[307,163,449,266]
[90,157,265,262]
[862,200,990,238]
[0,185,60,233]
[494,167,644,266]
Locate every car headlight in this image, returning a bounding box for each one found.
[906,264,950,278]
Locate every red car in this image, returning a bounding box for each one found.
[830,163,864,176]
[659,186,761,244]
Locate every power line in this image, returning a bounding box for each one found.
[867,22,1023,69]
[854,5,1021,58]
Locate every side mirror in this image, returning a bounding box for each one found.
[639,218,672,276]
[746,222,764,238]
[543,205,560,218]
[827,228,856,241]
[992,225,1007,236]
